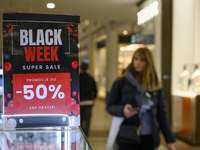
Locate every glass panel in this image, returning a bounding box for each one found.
[172,1,200,144]
[0,126,93,150]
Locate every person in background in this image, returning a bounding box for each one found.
[79,61,97,137]
[106,47,176,150]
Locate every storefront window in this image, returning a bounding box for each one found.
[118,0,161,78]
[172,0,200,144]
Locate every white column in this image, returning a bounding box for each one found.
[105,23,118,92]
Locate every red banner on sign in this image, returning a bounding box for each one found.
[7,73,71,115]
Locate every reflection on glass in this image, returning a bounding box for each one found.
[0,127,93,150]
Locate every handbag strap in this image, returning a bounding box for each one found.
[137,125,141,135]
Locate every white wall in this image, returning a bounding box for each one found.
[172,0,200,91]
[153,0,162,81]
[105,23,118,92]
[194,0,200,64]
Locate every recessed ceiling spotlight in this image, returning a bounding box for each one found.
[120,47,125,51]
[123,30,128,35]
[46,3,55,9]
[85,20,90,26]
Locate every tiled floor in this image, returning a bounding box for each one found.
[87,99,200,150]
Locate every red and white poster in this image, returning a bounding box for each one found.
[2,12,80,127]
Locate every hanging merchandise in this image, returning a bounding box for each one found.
[190,65,200,93]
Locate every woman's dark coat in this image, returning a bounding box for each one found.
[106,74,176,149]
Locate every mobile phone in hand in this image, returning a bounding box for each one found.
[129,107,139,111]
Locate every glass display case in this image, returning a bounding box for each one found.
[172,0,200,145]
[0,126,93,150]
[0,12,92,150]
[172,90,200,145]
[172,64,200,145]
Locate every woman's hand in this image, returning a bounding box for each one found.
[166,143,176,150]
[123,104,138,118]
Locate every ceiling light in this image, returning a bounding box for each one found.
[85,20,90,26]
[123,30,128,35]
[120,47,125,51]
[46,3,55,9]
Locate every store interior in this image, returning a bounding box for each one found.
[171,0,200,145]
